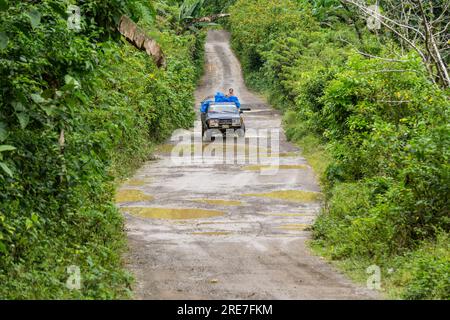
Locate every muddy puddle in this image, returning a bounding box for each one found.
[115,189,154,203]
[243,190,321,202]
[123,179,148,187]
[156,143,271,157]
[122,207,224,220]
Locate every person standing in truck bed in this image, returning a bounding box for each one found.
[226,88,241,108]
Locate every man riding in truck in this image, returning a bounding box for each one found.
[225,88,240,108]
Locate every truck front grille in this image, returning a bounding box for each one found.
[219,119,233,125]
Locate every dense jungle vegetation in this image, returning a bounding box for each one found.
[227,0,449,299]
[0,0,205,298]
[1,0,448,300]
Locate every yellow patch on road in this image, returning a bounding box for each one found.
[243,190,321,203]
[122,207,224,220]
[115,190,154,203]
[193,199,243,206]
[242,164,307,171]
[262,152,299,158]
[157,143,273,158]
[279,152,299,157]
[277,223,310,231]
[155,144,175,154]
[201,144,270,156]
[124,179,147,187]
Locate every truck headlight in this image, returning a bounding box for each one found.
[209,119,219,127]
[232,118,241,126]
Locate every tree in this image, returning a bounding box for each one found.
[343,0,450,88]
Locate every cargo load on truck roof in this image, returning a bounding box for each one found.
[200,92,241,113]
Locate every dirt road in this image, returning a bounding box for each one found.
[119,30,377,299]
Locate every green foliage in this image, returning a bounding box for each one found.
[179,0,206,20]
[399,232,450,300]
[0,0,203,298]
[230,0,312,75]
[129,0,157,27]
[317,55,449,251]
[229,0,449,299]
[202,0,235,14]
[155,0,231,32]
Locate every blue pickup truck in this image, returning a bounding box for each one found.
[200,92,250,140]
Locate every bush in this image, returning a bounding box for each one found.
[320,54,449,245]
[401,232,450,300]
[229,0,316,96]
[0,0,203,298]
[228,0,449,299]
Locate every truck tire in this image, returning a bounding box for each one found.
[203,129,212,142]
[236,125,246,138]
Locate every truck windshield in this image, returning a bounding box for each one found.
[208,105,238,113]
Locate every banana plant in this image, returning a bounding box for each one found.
[179,0,206,23]
[179,0,229,31]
